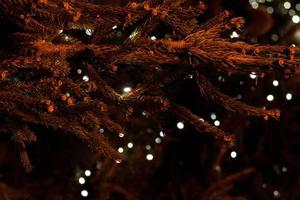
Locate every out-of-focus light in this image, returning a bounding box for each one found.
[155,137,161,144]
[78,177,85,184]
[267,7,274,14]
[267,94,274,102]
[251,2,259,9]
[271,34,279,41]
[210,113,217,120]
[112,25,118,29]
[296,4,300,11]
[81,190,88,197]
[119,132,125,138]
[85,28,93,36]
[123,86,132,93]
[282,166,288,172]
[177,122,184,129]
[272,80,279,86]
[145,145,151,150]
[230,31,239,38]
[292,15,300,23]
[146,154,154,160]
[286,93,292,100]
[159,131,165,137]
[230,151,237,158]
[150,36,157,40]
[84,170,91,177]
[214,120,220,127]
[283,1,291,9]
[127,142,133,148]
[82,75,89,82]
[273,190,280,198]
[118,147,124,153]
[249,72,257,79]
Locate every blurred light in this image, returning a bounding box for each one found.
[85,28,93,36]
[249,72,257,79]
[82,75,89,82]
[145,145,151,150]
[286,93,292,100]
[177,122,184,129]
[84,170,91,177]
[150,36,157,40]
[210,113,217,120]
[296,4,300,11]
[292,15,300,23]
[272,80,279,86]
[283,1,291,9]
[159,131,165,137]
[118,147,124,153]
[237,94,242,100]
[81,190,88,197]
[78,177,85,184]
[214,120,220,127]
[230,151,237,158]
[146,154,154,160]
[77,69,82,74]
[123,86,132,93]
[119,132,124,137]
[273,190,280,198]
[155,137,161,144]
[289,9,296,16]
[99,128,104,133]
[271,34,279,41]
[267,94,274,101]
[251,2,259,9]
[230,31,239,38]
[112,25,118,29]
[58,29,63,34]
[282,166,288,172]
[129,29,138,39]
[115,159,122,164]
[127,142,133,148]
[267,7,274,14]
[262,183,267,188]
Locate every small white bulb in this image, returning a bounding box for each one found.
[81,190,88,197]
[159,131,165,137]
[84,170,91,177]
[214,120,220,127]
[146,154,153,160]
[118,147,124,153]
[230,151,237,158]
[286,93,292,100]
[272,80,279,87]
[119,132,124,138]
[150,36,157,40]
[267,94,274,102]
[155,137,161,144]
[82,75,89,82]
[210,113,217,120]
[123,86,132,93]
[127,142,133,148]
[249,72,257,79]
[177,122,184,129]
[78,177,85,184]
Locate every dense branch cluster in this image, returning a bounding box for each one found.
[0,0,299,175]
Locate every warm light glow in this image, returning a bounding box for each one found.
[273,190,280,198]
[85,28,93,36]
[283,1,291,9]
[177,122,184,129]
[123,86,132,93]
[118,147,124,153]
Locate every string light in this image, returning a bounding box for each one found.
[112,25,118,30]
[129,29,138,39]
[177,122,184,129]
[267,94,274,102]
[127,142,133,148]
[262,183,267,188]
[155,137,161,144]
[150,36,157,40]
[115,159,122,164]
[146,154,154,160]
[84,170,91,177]
[272,80,279,86]
[81,190,88,197]
[282,166,288,172]
[230,31,239,38]
[159,131,165,137]
[292,15,300,23]
[283,1,291,9]
[266,7,274,14]
[78,177,85,184]
[230,151,237,158]
[85,28,93,36]
[249,72,257,79]
[82,75,89,82]
[210,113,217,120]
[286,93,292,100]
[119,132,125,138]
[214,120,220,127]
[273,190,280,198]
[77,69,82,74]
[99,128,104,133]
[145,145,151,150]
[123,86,132,93]
[118,147,124,153]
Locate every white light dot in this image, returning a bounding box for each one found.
[155,137,161,144]
[230,31,239,38]
[77,69,82,74]
[99,128,104,133]
[273,190,280,198]
[112,25,118,30]
[267,94,274,102]
[115,159,122,164]
[272,80,279,87]
[237,94,242,100]
[215,165,221,172]
[283,1,291,9]
[282,166,288,172]
[262,183,267,188]
[145,145,151,150]
[150,36,157,40]
[127,142,133,148]
[292,15,300,23]
[118,147,124,153]
[286,93,292,100]
[289,9,296,16]
[296,4,300,11]
[82,75,89,82]
[177,122,184,129]
[119,132,124,138]
[251,2,259,9]
[81,190,88,197]
[159,131,165,137]
[230,151,237,158]
[249,72,257,79]
[85,28,93,36]
[78,177,85,184]
[210,113,217,120]
[214,120,220,127]
[123,86,132,93]
[58,29,63,34]
[84,170,91,177]
[146,154,153,160]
